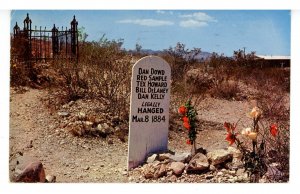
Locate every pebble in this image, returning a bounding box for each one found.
[205,174,214,179]
[228,178,235,183]
[209,165,216,171]
[217,172,223,176]
[58,112,69,117]
[84,166,90,170]
[46,175,56,183]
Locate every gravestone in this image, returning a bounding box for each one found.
[128,56,171,169]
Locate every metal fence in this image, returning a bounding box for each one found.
[12,13,79,63]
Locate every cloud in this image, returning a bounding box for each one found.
[117,19,174,27]
[179,12,217,28]
[179,12,217,22]
[179,20,208,28]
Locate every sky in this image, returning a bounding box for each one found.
[10,10,290,56]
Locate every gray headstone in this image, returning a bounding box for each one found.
[128,56,171,169]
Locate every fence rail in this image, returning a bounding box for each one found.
[12,13,79,63]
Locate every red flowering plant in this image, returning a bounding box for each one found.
[178,99,198,155]
[224,122,239,146]
[224,106,289,182]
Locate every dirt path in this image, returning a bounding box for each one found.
[9,87,259,182]
[9,88,128,182]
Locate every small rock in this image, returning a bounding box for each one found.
[84,121,93,129]
[167,170,173,176]
[84,166,90,170]
[236,168,245,176]
[115,126,121,132]
[147,154,158,163]
[62,104,68,109]
[103,123,111,130]
[170,162,185,175]
[187,153,209,172]
[45,175,56,183]
[228,178,235,183]
[58,112,69,117]
[205,174,214,179]
[77,112,86,120]
[14,156,45,183]
[97,124,112,134]
[209,165,216,171]
[259,178,267,183]
[169,175,177,182]
[207,149,232,165]
[154,164,167,178]
[228,170,236,175]
[169,152,191,163]
[152,160,160,167]
[143,164,156,179]
[217,172,223,176]
[158,153,172,161]
[122,171,128,176]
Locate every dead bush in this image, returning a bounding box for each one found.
[209,79,240,100]
[161,42,201,87]
[52,37,132,119]
[184,68,214,95]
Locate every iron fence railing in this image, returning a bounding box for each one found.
[12,13,79,63]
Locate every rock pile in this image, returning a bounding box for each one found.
[129,147,250,183]
[55,99,127,141]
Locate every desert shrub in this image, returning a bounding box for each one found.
[10,60,31,86]
[201,53,241,100]
[209,79,240,100]
[10,36,33,86]
[184,68,214,95]
[161,42,203,114]
[161,42,201,86]
[53,36,132,119]
[224,107,289,182]
[10,35,55,87]
[202,51,290,101]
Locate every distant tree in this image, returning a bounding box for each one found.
[135,43,142,54]
[78,26,88,42]
[163,42,201,82]
[233,49,257,67]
